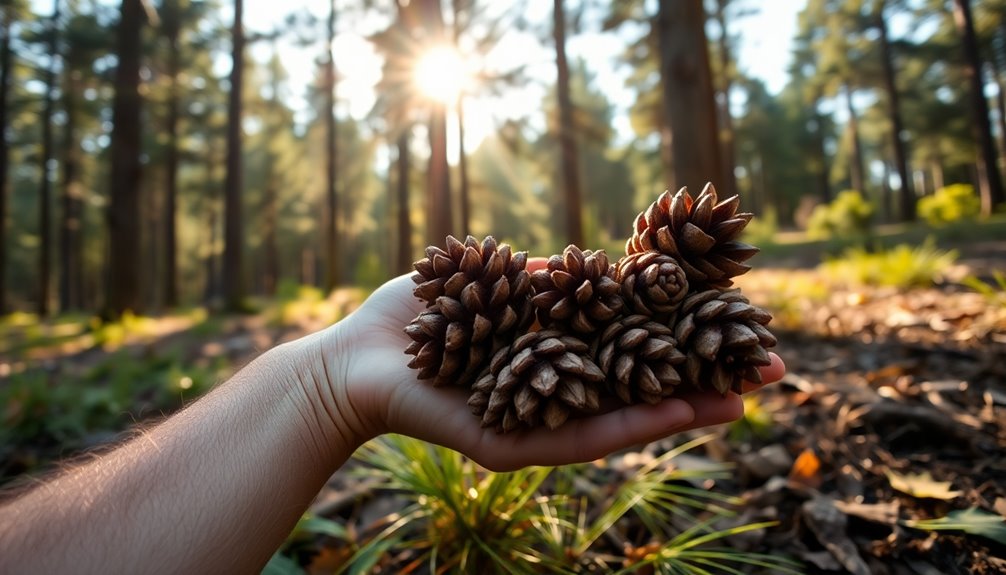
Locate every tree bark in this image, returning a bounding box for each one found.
[222,0,245,311]
[59,66,84,311]
[713,0,738,199]
[844,82,866,194]
[554,0,583,247]
[105,0,145,317]
[811,107,831,204]
[990,61,1006,170]
[38,1,61,316]
[876,3,914,220]
[203,156,219,304]
[452,0,470,237]
[163,4,181,307]
[324,0,339,290]
[656,0,722,194]
[395,132,413,274]
[262,47,283,298]
[953,0,1005,215]
[418,0,452,245]
[0,11,13,313]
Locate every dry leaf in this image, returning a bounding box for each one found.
[788,448,822,489]
[885,470,962,500]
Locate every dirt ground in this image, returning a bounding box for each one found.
[3,241,1005,573]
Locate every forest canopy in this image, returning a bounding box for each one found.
[0,0,1002,317]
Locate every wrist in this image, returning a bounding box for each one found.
[279,320,383,466]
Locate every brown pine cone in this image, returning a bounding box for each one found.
[626,183,758,289]
[530,245,622,335]
[405,235,534,387]
[467,330,605,432]
[672,289,777,395]
[615,250,689,319]
[596,315,686,405]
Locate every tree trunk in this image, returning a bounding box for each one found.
[60,66,84,311]
[554,0,583,247]
[844,83,866,194]
[262,179,278,296]
[713,0,738,199]
[0,12,13,313]
[262,46,282,298]
[812,108,831,204]
[456,94,470,236]
[876,4,914,220]
[930,155,944,192]
[38,1,61,316]
[656,0,722,194]
[203,157,219,304]
[953,0,1005,215]
[163,11,181,307]
[418,0,452,245]
[395,132,413,274]
[990,61,1006,170]
[106,0,145,317]
[452,0,470,237]
[222,0,245,311]
[324,0,339,290]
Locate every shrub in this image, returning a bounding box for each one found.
[961,271,1006,309]
[819,239,958,289]
[806,190,874,240]
[918,184,981,227]
[742,207,778,246]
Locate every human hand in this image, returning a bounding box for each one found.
[328,257,785,472]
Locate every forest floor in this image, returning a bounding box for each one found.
[1,240,1005,574]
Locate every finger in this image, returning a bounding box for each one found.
[464,399,696,471]
[669,391,745,429]
[526,256,549,273]
[738,352,786,394]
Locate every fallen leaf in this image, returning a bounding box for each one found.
[788,448,822,489]
[905,507,1006,545]
[885,470,962,500]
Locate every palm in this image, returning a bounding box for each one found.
[339,269,785,472]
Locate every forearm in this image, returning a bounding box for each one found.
[0,326,361,574]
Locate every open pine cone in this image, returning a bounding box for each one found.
[468,330,605,432]
[596,315,686,405]
[530,245,622,335]
[672,289,777,395]
[626,183,758,289]
[405,235,534,387]
[615,250,689,319]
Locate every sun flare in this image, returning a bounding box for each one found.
[414,46,471,104]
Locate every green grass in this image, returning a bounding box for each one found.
[961,271,1006,309]
[0,347,228,482]
[756,215,1006,263]
[819,240,958,289]
[267,435,802,574]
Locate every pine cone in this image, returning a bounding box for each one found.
[467,330,605,432]
[673,289,777,395]
[615,250,689,318]
[405,235,534,387]
[626,183,758,289]
[596,315,686,405]
[530,245,622,335]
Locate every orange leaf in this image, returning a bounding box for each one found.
[788,448,823,489]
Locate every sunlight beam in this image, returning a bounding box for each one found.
[414,46,471,104]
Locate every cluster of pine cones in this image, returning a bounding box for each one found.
[404,183,777,433]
